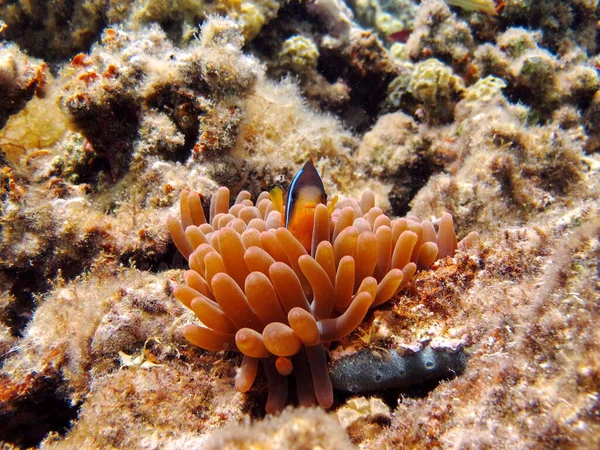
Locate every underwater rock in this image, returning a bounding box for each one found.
[408,58,465,123]
[500,0,598,55]
[407,0,475,68]
[59,19,261,180]
[330,346,467,393]
[0,0,113,61]
[203,407,354,449]
[474,27,599,116]
[273,35,320,79]
[306,0,355,45]
[0,43,47,131]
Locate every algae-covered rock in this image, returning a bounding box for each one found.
[474,26,600,116]
[1,2,600,450]
[276,35,320,76]
[203,407,354,449]
[408,58,465,123]
[407,0,475,67]
[0,43,48,131]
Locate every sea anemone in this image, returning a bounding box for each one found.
[167,186,477,413]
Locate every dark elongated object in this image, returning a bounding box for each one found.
[330,346,467,393]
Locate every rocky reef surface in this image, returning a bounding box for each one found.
[1,0,599,448]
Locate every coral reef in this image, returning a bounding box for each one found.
[271,35,320,80]
[0,267,188,447]
[584,90,600,152]
[408,58,465,123]
[0,82,68,165]
[356,111,438,214]
[256,0,399,129]
[363,214,600,449]
[336,396,392,444]
[500,0,599,55]
[0,1,600,449]
[410,90,586,234]
[385,56,466,125]
[0,0,281,61]
[473,26,599,116]
[61,19,260,179]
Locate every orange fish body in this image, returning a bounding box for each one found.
[270,160,330,252]
[287,184,325,252]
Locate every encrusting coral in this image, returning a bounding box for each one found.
[168,182,478,413]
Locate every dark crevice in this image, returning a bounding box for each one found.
[0,370,81,448]
[1,238,102,336]
[389,162,436,218]
[145,83,211,163]
[124,241,187,273]
[1,269,49,337]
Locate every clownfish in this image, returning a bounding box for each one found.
[270,160,337,252]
